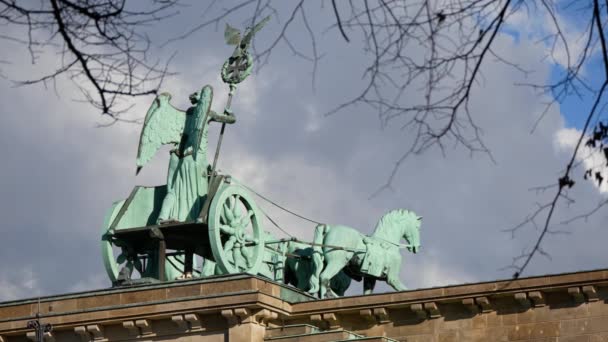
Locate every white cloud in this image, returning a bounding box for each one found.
[68,273,109,293]
[506,5,592,71]
[0,268,38,302]
[554,127,608,194]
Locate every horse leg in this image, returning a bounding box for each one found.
[331,271,351,296]
[386,269,407,291]
[319,253,349,298]
[363,277,376,295]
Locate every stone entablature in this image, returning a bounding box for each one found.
[1,269,608,341]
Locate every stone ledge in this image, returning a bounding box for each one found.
[1,268,608,338]
[291,268,608,316]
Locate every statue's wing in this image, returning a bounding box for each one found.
[224,23,241,45]
[241,15,271,47]
[136,93,186,173]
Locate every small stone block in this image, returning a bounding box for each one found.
[323,313,340,329]
[28,331,54,342]
[475,297,492,313]
[234,308,252,324]
[221,309,238,325]
[184,313,202,330]
[74,326,90,341]
[171,315,187,329]
[135,319,153,336]
[310,314,323,323]
[583,285,599,302]
[568,287,585,303]
[462,298,479,314]
[254,309,278,326]
[424,302,441,318]
[359,309,376,323]
[411,303,427,319]
[514,292,530,308]
[122,321,138,336]
[234,308,250,318]
[373,308,390,323]
[528,291,546,307]
[86,325,103,340]
[44,332,55,342]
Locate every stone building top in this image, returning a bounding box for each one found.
[1,268,608,341]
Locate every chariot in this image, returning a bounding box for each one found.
[100,173,284,285]
[99,17,422,297]
[100,16,285,285]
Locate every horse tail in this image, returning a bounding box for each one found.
[308,224,329,294]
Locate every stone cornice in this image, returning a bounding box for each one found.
[290,269,608,315]
[1,268,608,337]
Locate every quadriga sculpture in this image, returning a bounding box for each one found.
[308,209,422,298]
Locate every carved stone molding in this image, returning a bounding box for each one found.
[171,315,188,330]
[462,298,478,314]
[222,308,253,326]
[410,302,440,319]
[424,302,441,318]
[462,297,492,314]
[74,325,105,341]
[310,312,340,329]
[74,326,89,341]
[135,319,153,336]
[87,325,104,340]
[568,287,585,303]
[528,291,546,307]
[583,285,599,302]
[359,309,376,323]
[184,313,202,330]
[122,321,138,336]
[514,292,531,309]
[410,303,427,319]
[359,308,390,324]
[475,297,492,313]
[373,308,390,323]
[253,309,278,326]
[26,331,54,342]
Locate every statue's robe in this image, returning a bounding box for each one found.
[158,104,210,222]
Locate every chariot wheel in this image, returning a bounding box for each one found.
[208,183,264,275]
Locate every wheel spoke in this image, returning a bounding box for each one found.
[243,234,258,244]
[219,224,236,235]
[229,195,236,211]
[224,236,236,253]
[223,202,235,223]
[233,195,242,218]
[241,247,253,268]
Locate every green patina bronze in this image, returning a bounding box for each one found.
[308,209,422,298]
[99,17,423,297]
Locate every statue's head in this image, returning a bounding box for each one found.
[189,92,199,105]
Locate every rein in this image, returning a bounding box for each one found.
[370,235,414,249]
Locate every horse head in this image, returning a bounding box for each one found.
[374,209,422,253]
[403,213,422,254]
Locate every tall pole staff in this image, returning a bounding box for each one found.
[198,16,270,224]
[209,16,271,182]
